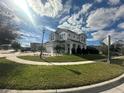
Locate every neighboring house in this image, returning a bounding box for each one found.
[45,28,87,54]
[0,44,11,50]
[111,40,124,55]
[96,40,124,55]
[21,47,32,52]
[30,43,41,51]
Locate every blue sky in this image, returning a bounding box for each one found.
[0,0,124,46]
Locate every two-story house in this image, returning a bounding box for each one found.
[45,28,87,54]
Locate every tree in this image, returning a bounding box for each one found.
[38,46,46,52]
[99,43,108,55]
[72,47,76,54]
[110,40,124,56]
[85,46,99,54]
[0,4,19,45]
[77,45,82,55]
[54,45,64,53]
[11,41,21,51]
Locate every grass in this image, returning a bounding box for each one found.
[18,54,106,62]
[109,57,124,66]
[111,59,124,66]
[0,58,123,90]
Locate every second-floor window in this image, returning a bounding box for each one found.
[51,34,54,40]
[73,35,75,38]
[60,33,65,40]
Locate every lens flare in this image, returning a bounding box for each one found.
[13,0,35,25]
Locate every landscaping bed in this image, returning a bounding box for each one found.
[0,58,123,90]
[18,54,106,62]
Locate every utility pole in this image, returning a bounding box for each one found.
[40,29,45,59]
[107,35,111,64]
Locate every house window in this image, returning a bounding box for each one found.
[60,35,63,39]
[51,34,54,40]
[60,33,65,40]
[73,35,75,38]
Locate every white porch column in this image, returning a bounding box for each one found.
[65,44,67,53]
[84,44,87,49]
[69,44,72,54]
[51,47,54,56]
[81,44,83,49]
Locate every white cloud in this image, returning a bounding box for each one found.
[85,4,124,43]
[45,26,56,32]
[95,0,103,3]
[81,3,92,14]
[0,2,13,18]
[58,14,81,34]
[58,3,92,34]
[0,1,22,24]
[86,7,117,30]
[59,16,70,24]
[108,0,120,5]
[92,30,124,45]
[57,0,72,18]
[92,30,114,40]
[27,0,63,17]
[86,4,124,32]
[116,5,124,19]
[67,14,82,26]
[58,22,83,34]
[118,23,124,29]
[1,0,124,45]
[58,16,83,34]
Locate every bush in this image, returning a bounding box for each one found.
[81,46,99,55]
[11,42,21,51]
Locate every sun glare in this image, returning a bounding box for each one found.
[13,0,35,25]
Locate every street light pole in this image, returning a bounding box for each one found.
[40,29,45,59]
[107,35,111,64]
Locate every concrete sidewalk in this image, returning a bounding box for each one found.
[0,52,97,66]
[6,55,96,66]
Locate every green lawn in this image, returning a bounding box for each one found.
[0,58,123,90]
[110,57,124,66]
[18,54,106,62]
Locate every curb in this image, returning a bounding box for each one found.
[0,74,124,93]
